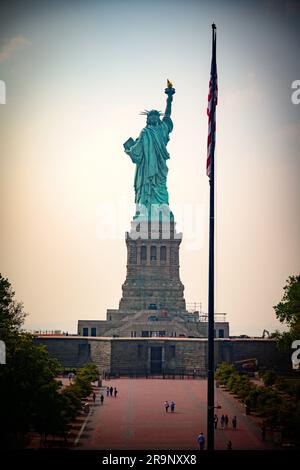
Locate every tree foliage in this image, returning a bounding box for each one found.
[274,275,300,327]
[0,275,99,448]
[216,363,300,445]
[0,274,27,339]
[0,330,64,447]
[273,275,300,349]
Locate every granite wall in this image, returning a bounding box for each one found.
[35,336,292,376]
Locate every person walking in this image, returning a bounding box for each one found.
[92,391,96,403]
[225,414,229,429]
[220,414,225,429]
[198,432,205,450]
[100,394,104,405]
[106,387,109,397]
[114,387,118,397]
[232,415,237,430]
[170,401,175,413]
[109,386,113,397]
[164,400,169,413]
[227,440,232,450]
[214,414,218,430]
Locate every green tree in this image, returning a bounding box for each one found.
[33,381,69,441]
[215,363,236,384]
[259,369,277,386]
[0,274,26,339]
[273,275,300,349]
[0,332,65,447]
[77,363,99,383]
[0,275,70,448]
[61,385,82,420]
[73,363,99,398]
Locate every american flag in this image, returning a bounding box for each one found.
[206,25,218,179]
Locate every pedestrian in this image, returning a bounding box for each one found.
[198,432,205,450]
[110,386,113,397]
[164,400,169,413]
[232,415,237,430]
[106,387,109,397]
[214,414,218,430]
[225,414,229,428]
[100,394,104,405]
[220,414,225,429]
[227,440,232,450]
[92,391,96,403]
[170,401,175,413]
[114,387,118,397]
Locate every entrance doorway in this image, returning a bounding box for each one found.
[150,347,162,374]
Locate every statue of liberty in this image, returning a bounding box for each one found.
[124,80,175,221]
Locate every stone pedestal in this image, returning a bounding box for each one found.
[118,219,187,314]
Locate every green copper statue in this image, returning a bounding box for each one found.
[124,80,175,221]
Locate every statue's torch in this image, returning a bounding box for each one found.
[165,79,175,97]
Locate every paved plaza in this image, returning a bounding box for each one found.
[76,378,272,450]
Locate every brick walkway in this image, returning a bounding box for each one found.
[75,378,273,450]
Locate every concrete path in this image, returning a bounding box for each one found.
[75,378,272,450]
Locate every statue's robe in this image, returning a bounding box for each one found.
[125,117,173,207]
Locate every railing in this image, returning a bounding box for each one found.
[104,368,207,379]
[186,302,202,312]
[186,303,227,322]
[29,330,73,336]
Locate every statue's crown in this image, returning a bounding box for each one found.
[140,109,163,116]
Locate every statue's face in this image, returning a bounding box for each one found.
[147,113,160,126]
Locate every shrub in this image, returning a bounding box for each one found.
[61,385,82,420]
[260,370,277,387]
[275,377,289,391]
[244,387,261,409]
[256,388,282,416]
[72,363,99,399]
[215,363,236,384]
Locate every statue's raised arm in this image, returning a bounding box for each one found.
[163,79,175,119]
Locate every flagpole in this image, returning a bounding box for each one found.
[207,23,217,451]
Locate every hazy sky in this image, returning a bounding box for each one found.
[0,0,299,336]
